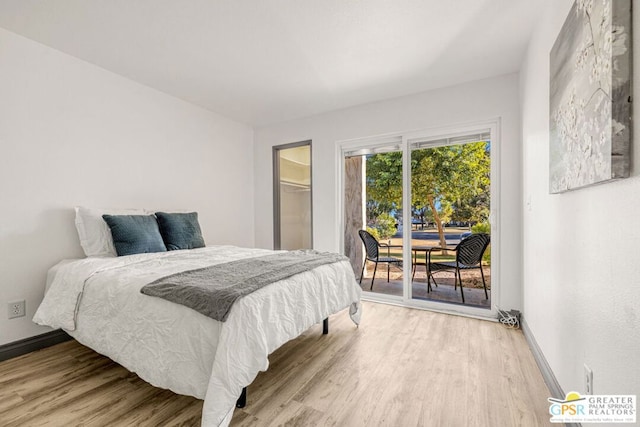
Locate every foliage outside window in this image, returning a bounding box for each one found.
[366,141,490,248]
[368,212,397,241]
[471,221,491,264]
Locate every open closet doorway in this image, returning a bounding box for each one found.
[273,141,312,250]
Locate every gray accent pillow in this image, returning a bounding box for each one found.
[155,212,206,251]
[102,214,167,256]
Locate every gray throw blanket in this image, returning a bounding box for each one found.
[140,250,348,321]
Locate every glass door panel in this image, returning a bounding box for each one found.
[343,145,404,297]
[409,136,491,309]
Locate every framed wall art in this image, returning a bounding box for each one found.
[549,0,632,193]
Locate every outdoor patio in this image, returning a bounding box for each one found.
[358,267,491,309]
[346,220,492,309]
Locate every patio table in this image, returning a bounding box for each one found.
[411,245,456,292]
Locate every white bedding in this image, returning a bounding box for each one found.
[33,245,362,426]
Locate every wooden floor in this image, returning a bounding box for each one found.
[0,302,552,426]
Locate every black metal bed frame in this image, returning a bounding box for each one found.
[235,317,329,408]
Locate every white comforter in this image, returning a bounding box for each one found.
[33,246,362,426]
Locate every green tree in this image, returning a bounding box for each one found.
[366,199,394,224]
[365,152,403,221]
[450,191,490,225]
[371,212,397,240]
[366,141,490,248]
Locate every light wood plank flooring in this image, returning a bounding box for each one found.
[0,302,552,426]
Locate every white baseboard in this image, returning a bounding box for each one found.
[521,317,581,427]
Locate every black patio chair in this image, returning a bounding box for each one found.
[358,229,402,290]
[428,233,490,303]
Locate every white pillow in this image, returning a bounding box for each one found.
[74,206,148,257]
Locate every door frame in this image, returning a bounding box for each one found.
[273,140,313,250]
[336,119,500,319]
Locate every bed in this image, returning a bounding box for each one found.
[33,245,362,426]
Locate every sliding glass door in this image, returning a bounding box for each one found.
[339,123,498,316]
[343,140,405,299]
[408,133,492,308]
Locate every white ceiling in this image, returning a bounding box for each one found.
[0,0,542,126]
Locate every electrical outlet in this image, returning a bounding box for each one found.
[584,364,593,395]
[8,300,25,319]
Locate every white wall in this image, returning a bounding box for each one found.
[520,0,640,398]
[0,28,254,345]
[254,74,523,310]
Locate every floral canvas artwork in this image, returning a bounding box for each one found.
[549,0,631,193]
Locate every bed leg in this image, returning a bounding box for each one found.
[323,317,329,335]
[236,387,247,408]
